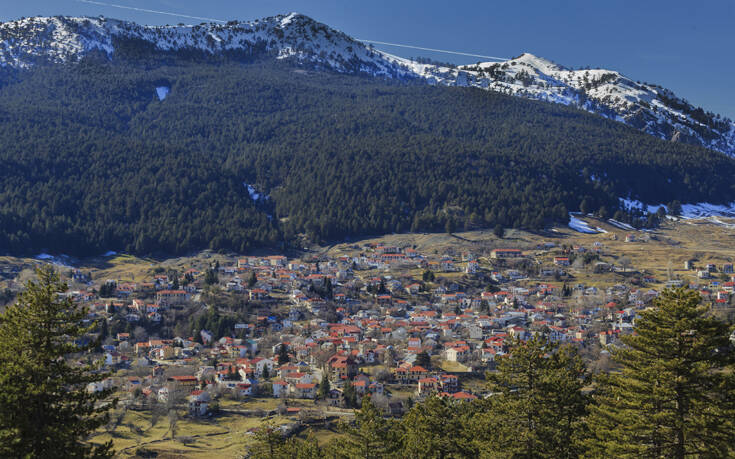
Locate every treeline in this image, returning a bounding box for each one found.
[1,57,734,256]
[251,288,735,458]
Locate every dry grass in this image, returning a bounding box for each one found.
[440,360,471,373]
[94,408,294,458]
[324,216,735,290]
[546,216,735,288]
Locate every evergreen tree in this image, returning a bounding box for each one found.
[338,397,400,458]
[0,266,116,457]
[493,224,505,239]
[580,198,592,215]
[318,372,330,400]
[401,396,476,458]
[343,381,358,409]
[445,219,455,235]
[478,337,588,458]
[585,288,735,458]
[98,318,109,342]
[324,277,334,300]
[248,271,257,288]
[205,268,218,285]
[99,281,115,298]
[261,364,269,380]
[280,434,325,459]
[668,200,683,216]
[277,343,290,365]
[415,351,431,369]
[249,421,285,458]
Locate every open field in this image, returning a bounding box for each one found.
[93,405,306,458]
[5,216,734,294]
[323,216,735,290]
[87,392,353,458]
[440,360,472,373]
[547,216,735,289]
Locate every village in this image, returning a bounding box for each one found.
[2,215,735,453]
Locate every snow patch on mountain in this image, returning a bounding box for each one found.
[620,197,735,219]
[244,183,268,202]
[608,219,635,231]
[568,214,601,234]
[155,86,169,101]
[679,203,735,219]
[620,198,667,215]
[34,253,74,266]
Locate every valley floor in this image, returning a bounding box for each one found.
[3,216,735,458]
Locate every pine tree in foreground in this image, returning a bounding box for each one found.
[401,395,477,458]
[248,421,290,458]
[336,397,401,459]
[249,400,397,459]
[0,266,115,458]
[585,288,735,458]
[476,336,588,459]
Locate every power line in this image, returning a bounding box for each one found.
[75,0,227,23]
[357,39,507,61]
[73,0,508,61]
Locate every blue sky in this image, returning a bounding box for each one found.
[3,0,733,118]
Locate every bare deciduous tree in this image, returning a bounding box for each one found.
[619,256,632,273]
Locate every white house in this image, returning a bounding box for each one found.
[188,390,210,416]
[272,380,289,398]
[445,346,470,362]
[250,358,275,377]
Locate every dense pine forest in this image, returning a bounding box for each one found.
[1,52,735,256]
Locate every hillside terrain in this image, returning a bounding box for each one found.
[1,14,733,155]
[2,217,735,457]
[1,14,735,257]
[1,58,734,256]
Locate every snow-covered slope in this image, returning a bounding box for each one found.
[0,14,411,77]
[383,52,735,155]
[1,14,733,156]
[456,54,735,156]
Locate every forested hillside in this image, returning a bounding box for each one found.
[2,15,733,156]
[1,56,734,256]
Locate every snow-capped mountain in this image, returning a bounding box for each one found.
[0,14,412,77]
[434,54,735,156]
[1,14,733,156]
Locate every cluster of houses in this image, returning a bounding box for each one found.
[37,240,734,418]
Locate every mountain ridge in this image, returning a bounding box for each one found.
[1,56,734,256]
[1,13,733,156]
